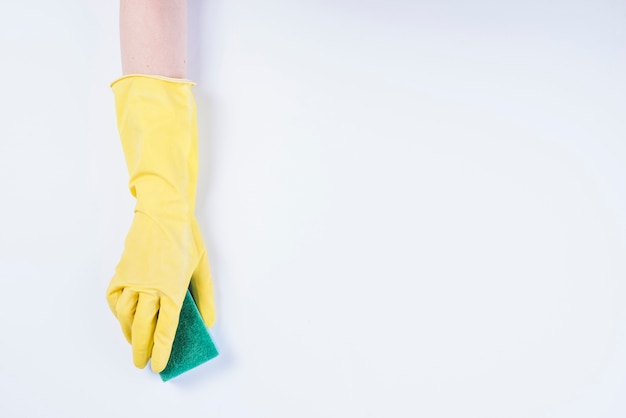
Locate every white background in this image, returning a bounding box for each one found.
[1,0,625,416]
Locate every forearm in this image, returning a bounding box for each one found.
[120,0,187,78]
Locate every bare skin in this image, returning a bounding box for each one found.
[120,0,187,78]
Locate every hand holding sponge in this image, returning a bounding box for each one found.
[106,75,217,376]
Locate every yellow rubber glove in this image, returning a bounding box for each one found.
[106,74,216,373]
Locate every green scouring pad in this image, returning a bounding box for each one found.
[159,290,219,382]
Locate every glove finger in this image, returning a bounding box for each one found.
[150,297,180,373]
[131,292,159,369]
[116,289,139,344]
[106,288,122,317]
[189,251,216,327]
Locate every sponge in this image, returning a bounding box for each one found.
[159,290,219,382]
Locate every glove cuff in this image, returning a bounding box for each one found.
[111,73,200,219]
[110,74,196,88]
